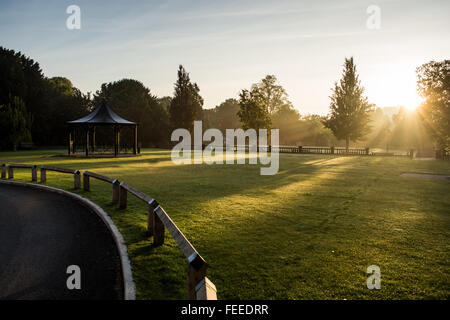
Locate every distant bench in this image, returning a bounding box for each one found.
[5,164,38,181]
[40,166,81,189]
[83,171,120,204]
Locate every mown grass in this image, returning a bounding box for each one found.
[1,149,449,299]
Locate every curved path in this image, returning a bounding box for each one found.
[0,183,124,300]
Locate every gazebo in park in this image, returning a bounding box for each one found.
[67,100,139,157]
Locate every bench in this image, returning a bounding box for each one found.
[40,166,81,189]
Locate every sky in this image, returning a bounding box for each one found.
[0,0,449,115]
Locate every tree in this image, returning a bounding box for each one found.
[251,75,293,115]
[94,79,169,147]
[34,77,91,146]
[416,60,450,149]
[361,107,392,150]
[157,96,172,113]
[323,57,374,151]
[169,65,203,133]
[237,89,271,130]
[0,47,90,148]
[0,95,32,150]
[204,98,241,132]
[237,75,293,130]
[0,47,47,146]
[271,104,301,144]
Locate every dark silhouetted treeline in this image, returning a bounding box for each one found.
[0,47,444,153]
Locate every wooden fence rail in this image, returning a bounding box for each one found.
[83,171,120,204]
[40,165,81,189]
[118,181,216,299]
[436,149,450,160]
[7,164,38,181]
[1,163,6,179]
[153,205,214,299]
[1,164,218,300]
[118,181,157,236]
[204,144,373,155]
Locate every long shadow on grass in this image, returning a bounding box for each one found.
[197,157,450,299]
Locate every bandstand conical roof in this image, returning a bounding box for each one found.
[68,100,136,125]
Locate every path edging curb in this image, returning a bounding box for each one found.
[0,179,136,300]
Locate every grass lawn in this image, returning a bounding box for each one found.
[1,149,449,299]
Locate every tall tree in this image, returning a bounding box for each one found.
[416,60,450,150]
[169,65,203,132]
[323,57,373,151]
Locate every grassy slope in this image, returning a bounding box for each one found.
[1,149,449,299]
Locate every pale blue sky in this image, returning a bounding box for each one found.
[0,0,449,114]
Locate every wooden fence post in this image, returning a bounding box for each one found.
[153,206,165,246]
[112,179,120,204]
[83,172,90,191]
[40,168,46,183]
[119,182,127,209]
[74,170,81,189]
[147,199,158,237]
[31,165,37,182]
[8,166,13,179]
[410,149,414,159]
[195,277,217,300]
[187,252,207,300]
[1,164,6,179]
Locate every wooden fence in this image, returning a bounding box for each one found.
[6,164,38,181]
[436,149,450,160]
[41,165,81,189]
[275,146,370,155]
[0,163,217,300]
[83,171,120,204]
[203,145,397,156]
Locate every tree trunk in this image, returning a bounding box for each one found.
[345,137,349,153]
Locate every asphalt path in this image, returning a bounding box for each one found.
[0,183,124,300]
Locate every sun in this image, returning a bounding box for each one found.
[403,94,422,110]
[366,64,423,111]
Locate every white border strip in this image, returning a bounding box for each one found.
[0,180,136,300]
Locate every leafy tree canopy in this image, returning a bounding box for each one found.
[416,60,450,149]
[237,75,293,131]
[94,78,169,147]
